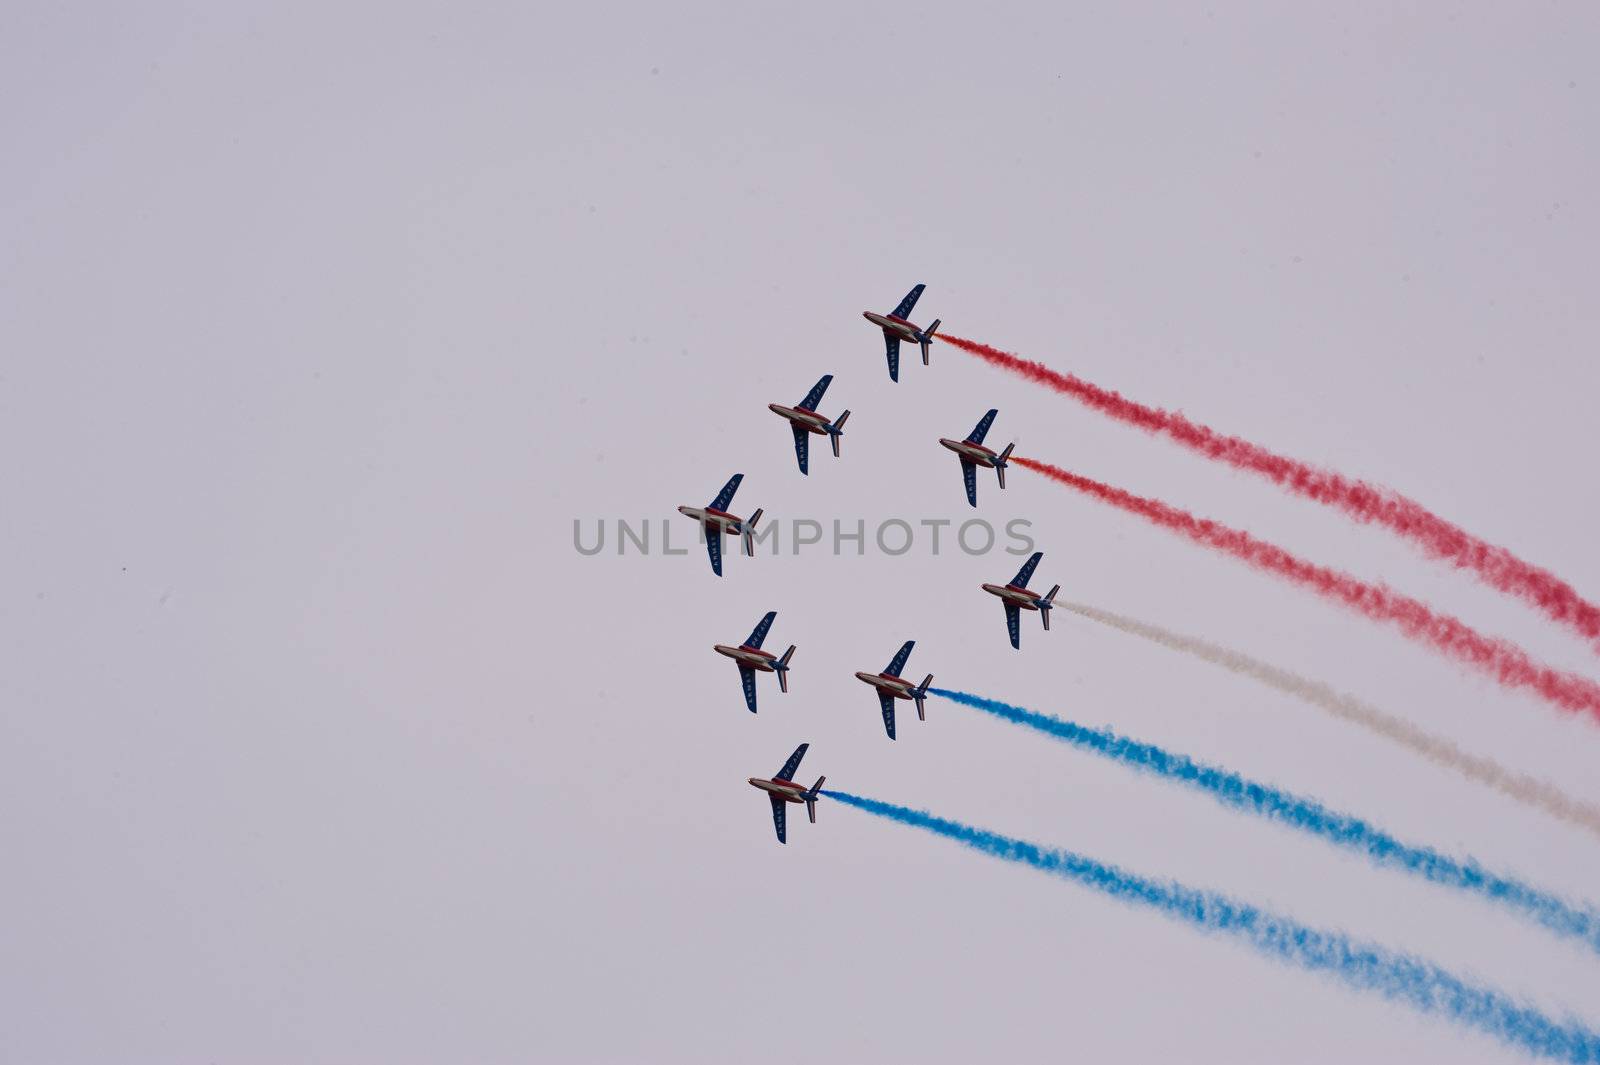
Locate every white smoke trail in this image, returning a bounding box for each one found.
[1061,601,1600,840]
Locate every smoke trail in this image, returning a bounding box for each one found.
[1060,600,1600,839]
[940,332,1600,654]
[930,686,1600,954]
[823,789,1600,1063]
[1013,455,1600,722]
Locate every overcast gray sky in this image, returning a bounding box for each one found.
[4,3,1600,1062]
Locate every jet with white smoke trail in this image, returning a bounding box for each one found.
[981,550,1059,649]
[1059,599,1600,839]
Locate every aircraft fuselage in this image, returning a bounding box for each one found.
[768,404,831,434]
[716,643,779,670]
[862,311,925,340]
[940,438,1002,467]
[854,671,918,699]
[983,582,1044,609]
[677,505,746,533]
[748,777,809,802]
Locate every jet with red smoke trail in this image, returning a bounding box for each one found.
[862,283,940,382]
[677,473,763,577]
[714,610,795,713]
[939,331,1600,655]
[769,374,850,475]
[1010,454,1600,721]
[747,742,825,844]
[939,407,1014,507]
[853,639,934,740]
[982,551,1059,649]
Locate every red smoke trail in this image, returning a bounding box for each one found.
[942,333,1600,653]
[1012,455,1600,722]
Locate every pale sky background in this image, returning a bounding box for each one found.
[4,3,1600,1063]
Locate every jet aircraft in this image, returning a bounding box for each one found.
[853,640,934,740]
[713,610,795,713]
[769,374,850,475]
[939,408,1014,507]
[982,551,1059,649]
[862,283,940,382]
[678,473,763,576]
[747,743,825,844]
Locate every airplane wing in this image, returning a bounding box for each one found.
[962,459,978,507]
[705,529,723,577]
[885,639,915,677]
[739,664,758,713]
[746,610,776,649]
[967,408,998,444]
[708,473,743,511]
[774,742,809,782]
[879,691,897,740]
[798,374,832,411]
[792,424,810,475]
[890,283,925,319]
[1011,551,1042,589]
[883,334,900,382]
[770,795,787,844]
[1005,602,1021,649]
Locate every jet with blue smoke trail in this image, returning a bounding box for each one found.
[821,789,1600,1064]
[931,687,1600,958]
[853,639,934,740]
[747,743,825,844]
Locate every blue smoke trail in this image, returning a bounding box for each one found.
[823,788,1600,1062]
[931,687,1600,957]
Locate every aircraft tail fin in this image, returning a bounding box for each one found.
[914,674,932,720]
[1041,586,1059,630]
[806,775,825,823]
[777,645,795,691]
[831,410,849,458]
[919,318,941,365]
[997,442,1015,490]
[742,508,764,556]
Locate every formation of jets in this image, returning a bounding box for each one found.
[677,284,1059,841]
